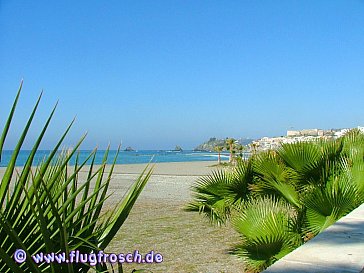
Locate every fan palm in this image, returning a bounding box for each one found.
[303,153,364,234]
[251,151,301,208]
[186,159,254,225]
[188,132,364,272]
[231,197,302,273]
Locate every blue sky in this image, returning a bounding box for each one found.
[1,1,364,150]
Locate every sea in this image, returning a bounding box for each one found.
[0,150,236,167]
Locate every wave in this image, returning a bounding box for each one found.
[202,154,230,159]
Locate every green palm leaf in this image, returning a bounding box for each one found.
[186,169,233,224]
[231,197,302,272]
[252,152,301,208]
[304,166,360,234]
[187,160,254,225]
[277,141,323,186]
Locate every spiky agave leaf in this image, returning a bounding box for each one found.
[0,83,152,273]
[98,163,153,249]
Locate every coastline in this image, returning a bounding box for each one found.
[0,150,230,168]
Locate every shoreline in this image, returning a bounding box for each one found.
[0,150,231,169]
[1,160,225,176]
[101,160,223,176]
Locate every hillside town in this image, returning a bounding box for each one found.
[195,127,364,153]
[252,126,364,151]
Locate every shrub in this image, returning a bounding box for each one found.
[0,82,152,273]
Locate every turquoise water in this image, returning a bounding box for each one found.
[0,150,236,167]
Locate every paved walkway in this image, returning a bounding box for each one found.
[263,203,364,273]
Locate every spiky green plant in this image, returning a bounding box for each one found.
[0,82,153,273]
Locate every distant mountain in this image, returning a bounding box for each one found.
[194,138,227,152]
[194,137,255,152]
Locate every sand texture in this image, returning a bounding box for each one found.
[3,161,245,272]
[96,162,245,272]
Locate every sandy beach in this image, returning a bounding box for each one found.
[3,161,244,272]
[92,161,244,272]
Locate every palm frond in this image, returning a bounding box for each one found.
[231,197,302,272]
[252,152,301,208]
[187,161,254,225]
[304,166,360,234]
[186,169,233,225]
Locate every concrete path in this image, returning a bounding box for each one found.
[263,204,364,273]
